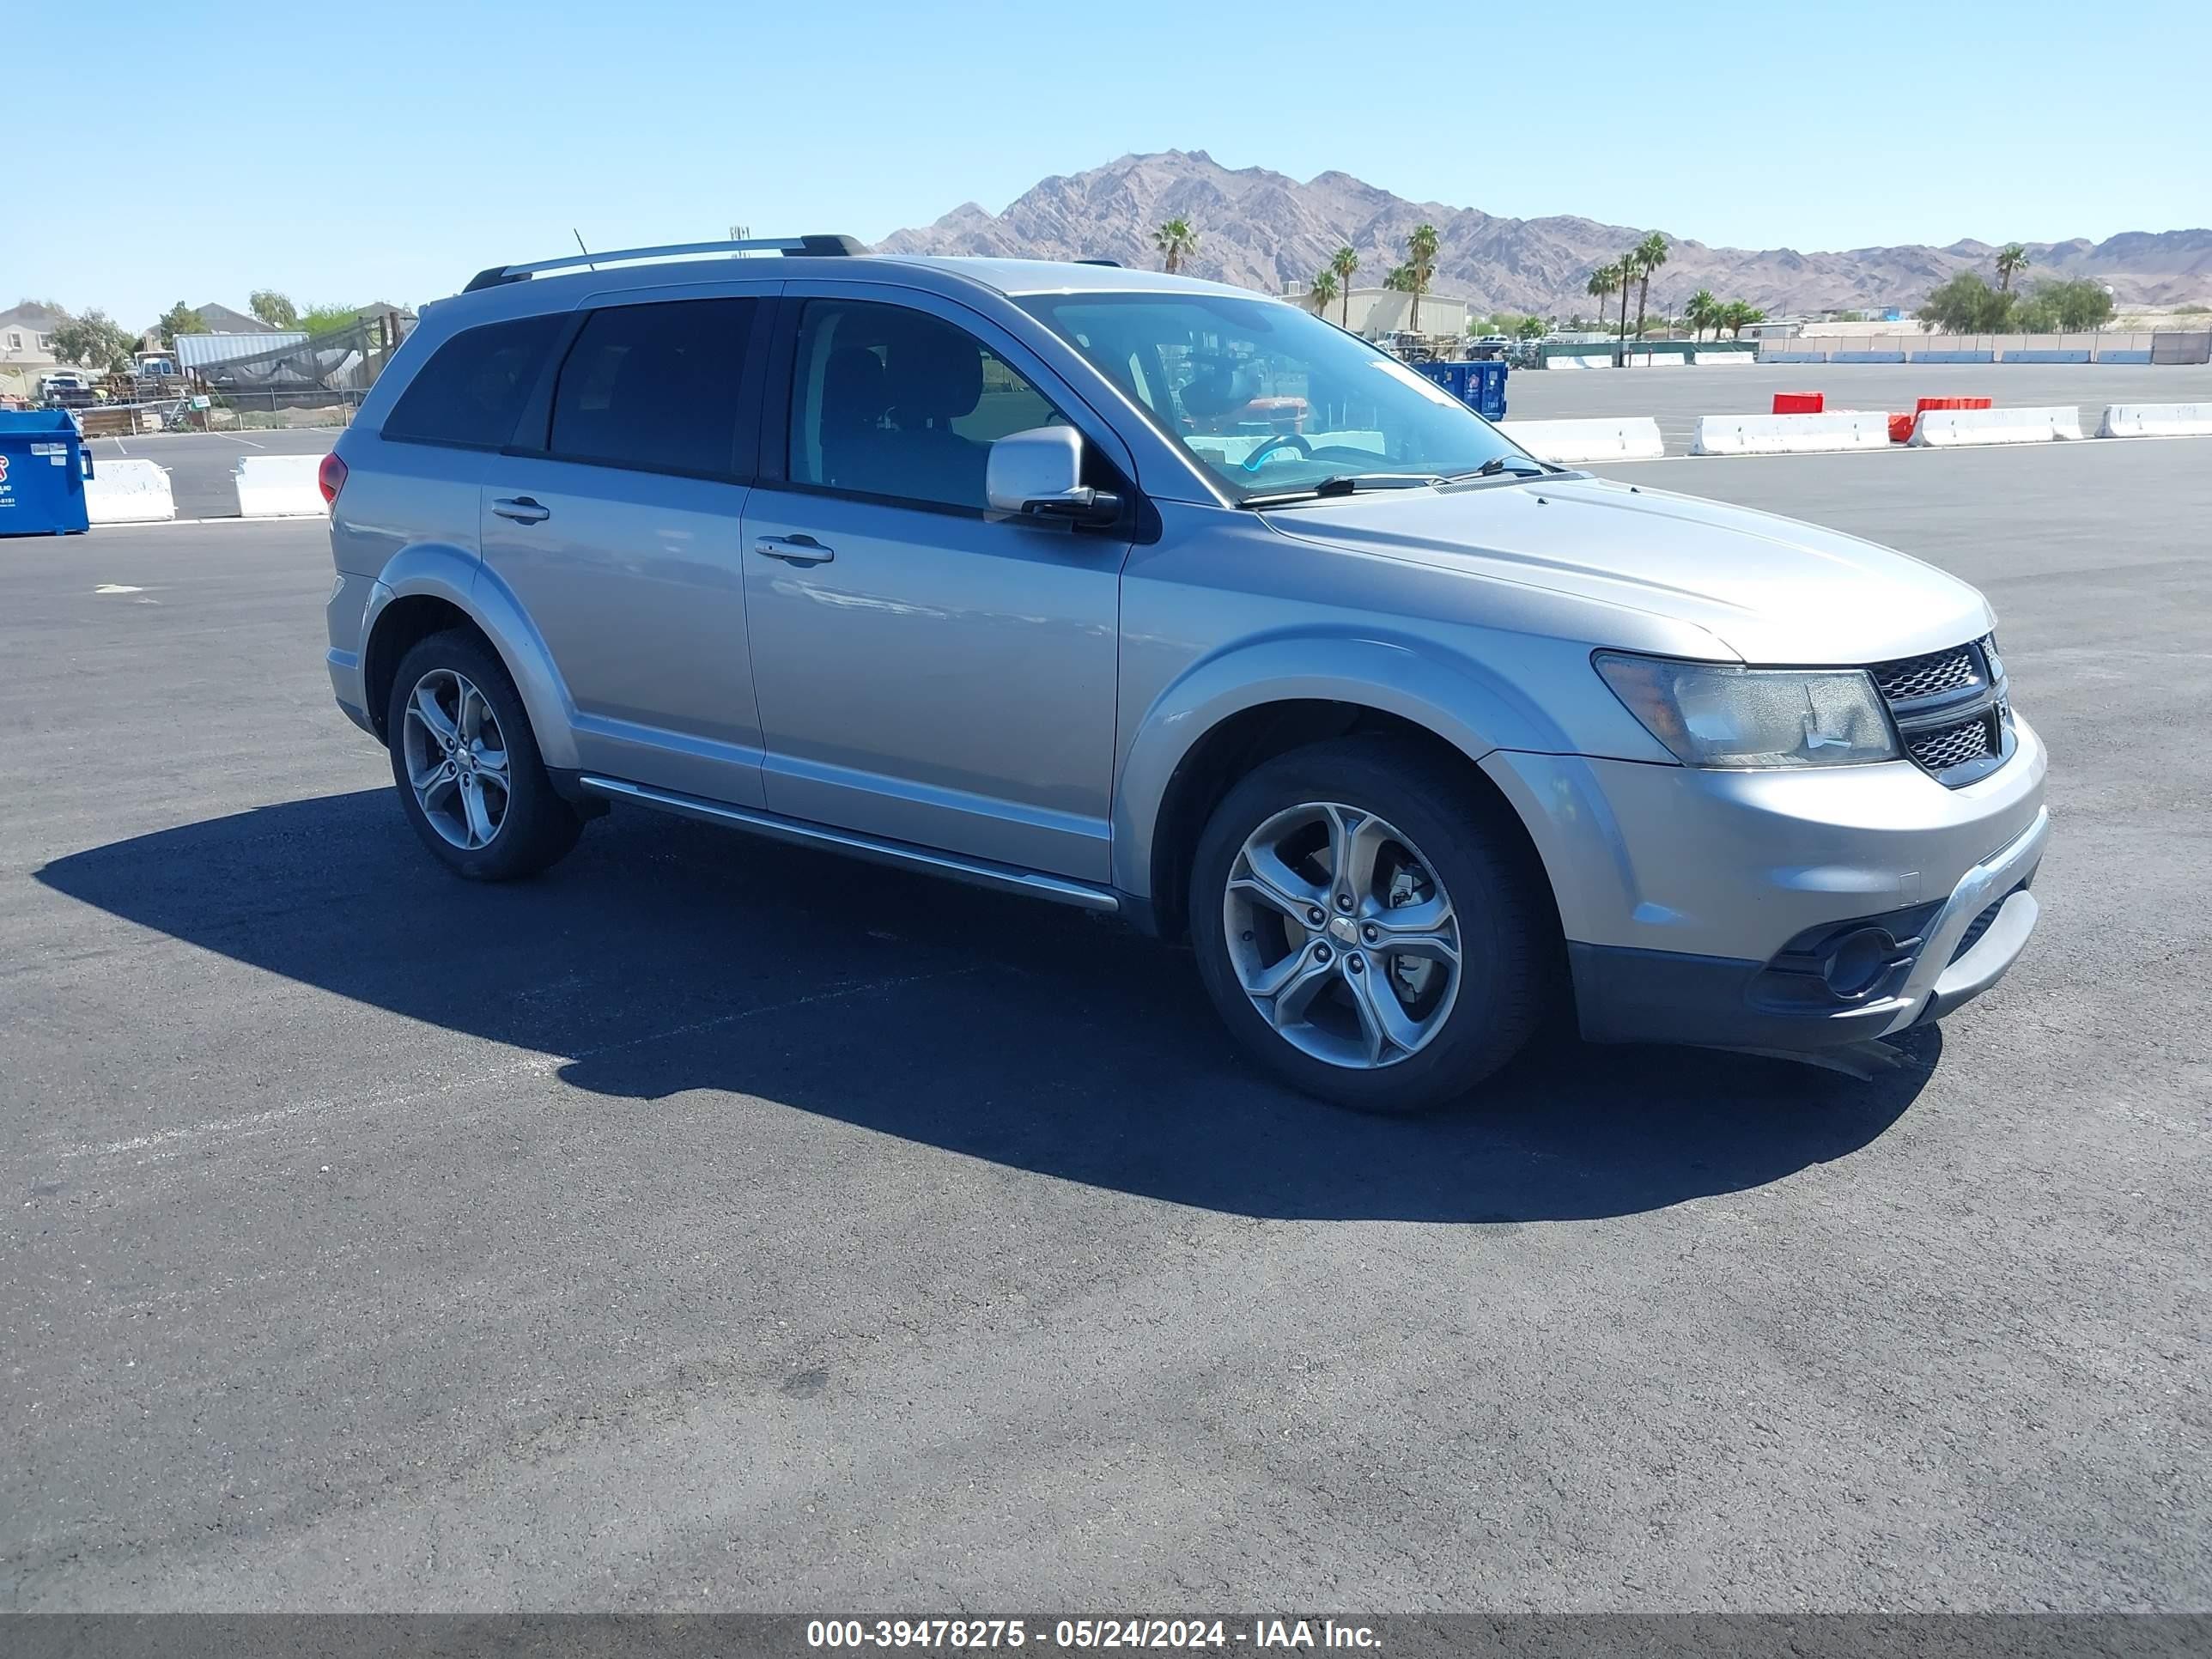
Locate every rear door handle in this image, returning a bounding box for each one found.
[753,534,834,566]
[491,496,550,525]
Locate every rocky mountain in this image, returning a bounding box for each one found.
[878,151,2212,315]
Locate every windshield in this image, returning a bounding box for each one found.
[1018,291,1536,501]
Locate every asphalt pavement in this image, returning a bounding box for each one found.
[3,441,2208,1611]
[82,362,2212,521]
[90,426,338,520]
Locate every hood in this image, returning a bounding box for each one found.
[1261,475,1994,665]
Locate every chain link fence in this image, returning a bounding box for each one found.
[158,309,415,431]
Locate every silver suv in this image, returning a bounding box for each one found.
[323,235,2047,1114]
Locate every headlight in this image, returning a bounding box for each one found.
[1594,652,1898,769]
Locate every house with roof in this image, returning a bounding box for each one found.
[191,301,279,337]
[0,301,74,402]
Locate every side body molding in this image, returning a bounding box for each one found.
[362,543,582,773]
[1110,630,1577,901]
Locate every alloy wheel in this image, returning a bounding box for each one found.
[1222,800,1462,1069]
[400,668,511,851]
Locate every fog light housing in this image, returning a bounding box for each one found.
[1748,901,1942,1014]
[1822,928,1898,999]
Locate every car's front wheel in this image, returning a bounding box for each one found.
[385,630,582,881]
[1189,738,1547,1115]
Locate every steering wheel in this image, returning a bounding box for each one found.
[1238,433,1313,472]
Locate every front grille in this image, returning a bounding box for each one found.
[1908,714,1993,772]
[1871,633,2012,787]
[1875,643,1979,703]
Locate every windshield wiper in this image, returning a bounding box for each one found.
[1236,471,1447,507]
[1446,456,1550,481]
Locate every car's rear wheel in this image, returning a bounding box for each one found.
[1190,738,1546,1115]
[386,630,581,881]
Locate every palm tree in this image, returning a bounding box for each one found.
[1684,287,1719,342]
[1153,218,1197,275]
[1330,246,1359,327]
[1718,300,1765,339]
[1631,232,1669,349]
[1403,222,1439,333]
[1586,264,1620,334]
[1996,242,2029,293]
[1615,249,1636,359]
[1308,270,1340,318]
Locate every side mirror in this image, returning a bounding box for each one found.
[986,425,1120,526]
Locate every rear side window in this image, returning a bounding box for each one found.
[383,313,561,449]
[549,298,755,478]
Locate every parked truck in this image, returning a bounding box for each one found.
[39,374,96,410]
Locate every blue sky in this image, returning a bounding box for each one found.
[9,0,2207,326]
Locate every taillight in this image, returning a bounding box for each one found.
[318,451,348,508]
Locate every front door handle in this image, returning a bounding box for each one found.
[753,534,834,566]
[491,496,550,525]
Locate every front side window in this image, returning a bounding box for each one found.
[548,298,756,478]
[1019,293,1530,500]
[383,313,562,449]
[788,300,1064,511]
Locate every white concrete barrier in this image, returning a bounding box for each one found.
[1909,406,2081,447]
[1498,416,1665,463]
[1547,354,1613,370]
[1692,410,1892,456]
[1693,351,1759,367]
[2096,403,2212,438]
[234,453,329,518]
[85,459,176,524]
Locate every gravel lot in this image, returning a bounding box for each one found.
[4,441,2207,1612]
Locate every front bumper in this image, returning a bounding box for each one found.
[1485,717,2049,1052]
[1565,808,2045,1049]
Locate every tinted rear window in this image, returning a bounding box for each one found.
[383,313,562,449]
[549,298,756,477]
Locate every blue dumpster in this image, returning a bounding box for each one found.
[0,408,92,536]
[1413,358,1509,420]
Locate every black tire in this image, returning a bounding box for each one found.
[384,629,583,881]
[1188,737,1547,1115]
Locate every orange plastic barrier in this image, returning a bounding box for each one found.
[1893,397,1992,441]
[1772,392,1825,414]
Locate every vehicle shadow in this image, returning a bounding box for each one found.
[36,790,1934,1223]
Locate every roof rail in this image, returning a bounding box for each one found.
[1074,258,1122,267]
[462,234,867,294]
